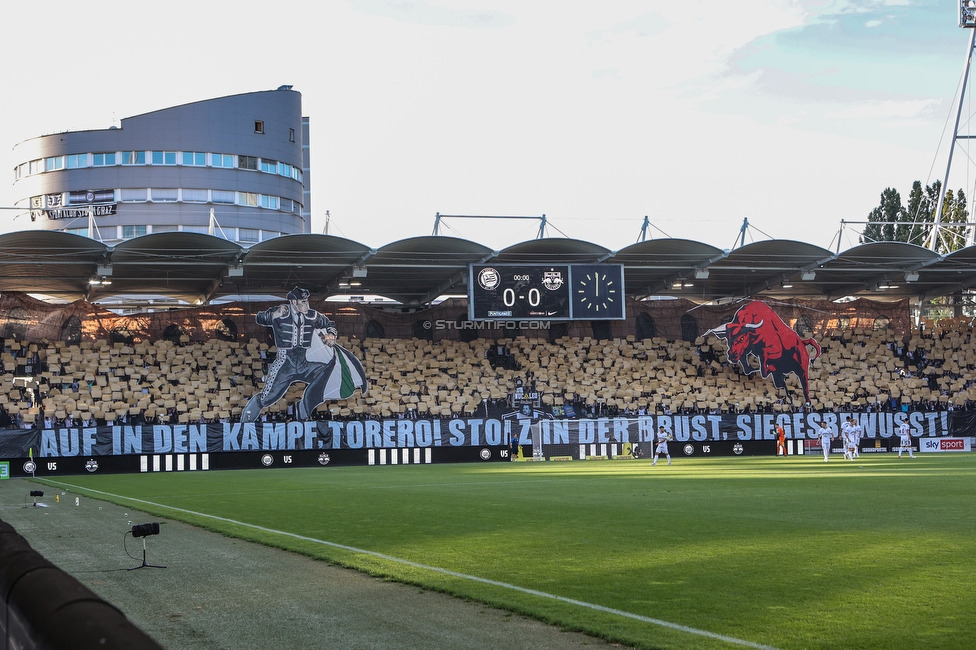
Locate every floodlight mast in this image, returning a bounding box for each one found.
[928,2,976,251]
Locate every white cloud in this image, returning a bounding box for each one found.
[825,99,941,120]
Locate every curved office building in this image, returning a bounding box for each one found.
[12,87,308,244]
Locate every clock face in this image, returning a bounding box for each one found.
[576,270,617,312]
[572,265,625,319]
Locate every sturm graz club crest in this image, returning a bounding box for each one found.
[478,267,500,291]
[542,270,564,291]
[261,454,274,466]
[683,444,695,456]
[318,453,331,466]
[85,459,99,472]
[479,448,492,460]
[23,461,36,474]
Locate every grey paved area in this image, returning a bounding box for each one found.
[1,479,621,650]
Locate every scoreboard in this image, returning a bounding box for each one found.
[468,264,625,321]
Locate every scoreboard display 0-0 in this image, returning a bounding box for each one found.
[469,265,571,320]
[468,264,625,320]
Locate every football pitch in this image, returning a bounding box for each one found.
[31,454,976,650]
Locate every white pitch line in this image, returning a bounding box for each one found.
[50,480,779,650]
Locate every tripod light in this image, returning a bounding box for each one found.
[26,490,45,508]
[128,522,165,570]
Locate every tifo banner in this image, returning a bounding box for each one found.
[0,410,968,459]
[707,300,822,404]
[239,287,368,423]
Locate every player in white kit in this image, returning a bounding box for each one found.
[842,418,856,461]
[897,421,915,458]
[851,420,862,459]
[652,426,672,466]
[818,422,834,462]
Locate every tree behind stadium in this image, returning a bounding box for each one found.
[861,180,968,254]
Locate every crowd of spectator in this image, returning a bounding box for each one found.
[1,317,975,429]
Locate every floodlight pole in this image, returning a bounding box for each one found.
[929,11,976,251]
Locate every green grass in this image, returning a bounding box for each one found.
[36,455,976,650]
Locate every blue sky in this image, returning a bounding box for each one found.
[0,0,971,252]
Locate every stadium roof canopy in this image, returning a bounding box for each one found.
[0,230,972,306]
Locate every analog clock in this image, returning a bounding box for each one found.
[572,265,624,319]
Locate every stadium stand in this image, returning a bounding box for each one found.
[0,315,973,429]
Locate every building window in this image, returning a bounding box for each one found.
[63,227,89,237]
[238,192,259,207]
[281,198,293,213]
[152,225,178,233]
[45,156,64,171]
[260,159,277,174]
[212,190,235,204]
[182,189,208,203]
[259,195,279,209]
[279,163,292,178]
[122,151,146,165]
[289,128,295,142]
[151,188,178,202]
[238,155,257,170]
[93,152,116,166]
[66,154,89,169]
[151,151,177,165]
[211,153,235,168]
[238,228,260,243]
[182,151,207,166]
[262,231,280,240]
[121,188,148,202]
[182,225,209,234]
[122,225,148,239]
[29,159,44,175]
[254,120,264,134]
